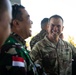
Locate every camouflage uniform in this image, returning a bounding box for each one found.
[30,30,47,49]
[30,36,76,75]
[0,33,38,75]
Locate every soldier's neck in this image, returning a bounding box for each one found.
[12,27,27,40]
[47,35,59,43]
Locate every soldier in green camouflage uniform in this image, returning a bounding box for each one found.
[30,18,48,49]
[0,4,38,75]
[30,15,76,75]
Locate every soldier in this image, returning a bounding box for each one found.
[30,18,48,49]
[30,15,76,75]
[0,0,12,48]
[0,4,39,75]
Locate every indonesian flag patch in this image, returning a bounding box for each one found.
[12,56,25,67]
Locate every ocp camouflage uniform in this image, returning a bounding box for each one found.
[30,36,76,75]
[0,33,38,75]
[30,30,47,49]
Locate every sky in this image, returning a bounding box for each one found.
[21,0,76,41]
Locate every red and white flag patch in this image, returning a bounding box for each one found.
[12,56,25,67]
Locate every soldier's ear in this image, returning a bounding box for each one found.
[62,26,64,31]
[12,19,20,31]
[12,19,19,27]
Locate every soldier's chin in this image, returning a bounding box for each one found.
[28,30,31,36]
[28,33,32,37]
[52,32,59,37]
[52,32,57,35]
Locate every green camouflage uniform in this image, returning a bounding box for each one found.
[30,30,47,49]
[30,36,76,75]
[0,33,38,75]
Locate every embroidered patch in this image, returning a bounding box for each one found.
[12,56,25,67]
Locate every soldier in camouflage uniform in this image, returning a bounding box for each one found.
[30,15,76,75]
[30,18,48,49]
[0,4,39,75]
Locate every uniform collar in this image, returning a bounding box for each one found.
[40,29,47,34]
[11,32,26,46]
[44,36,65,48]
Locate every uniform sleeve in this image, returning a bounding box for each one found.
[0,48,27,75]
[70,44,76,75]
[71,44,76,58]
[30,42,42,66]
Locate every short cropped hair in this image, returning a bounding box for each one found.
[41,18,48,29]
[11,4,25,28]
[0,0,11,20]
[49,14,64,23]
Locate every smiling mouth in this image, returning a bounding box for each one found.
[52,30,58,34]
[29,28,32,32]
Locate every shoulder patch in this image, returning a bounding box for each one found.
[12,56,25,67]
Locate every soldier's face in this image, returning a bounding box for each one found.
[48,18,64,38]
[18,8,33,39]
[0,1,12,41]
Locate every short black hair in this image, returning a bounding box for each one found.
[41,18,48,29]
[49,14,64,23]
[0,0,11,20]
[11,4,25,28]
[12,4,25,21]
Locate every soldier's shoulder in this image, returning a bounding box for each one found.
[1,43,17,55]
[31,33,40,41]
[62,40,69,44]
[30,33,42,46]
[61,39,74,48]
[5,35,17,44]
[1,36,20,55]
[33,38,46,48]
